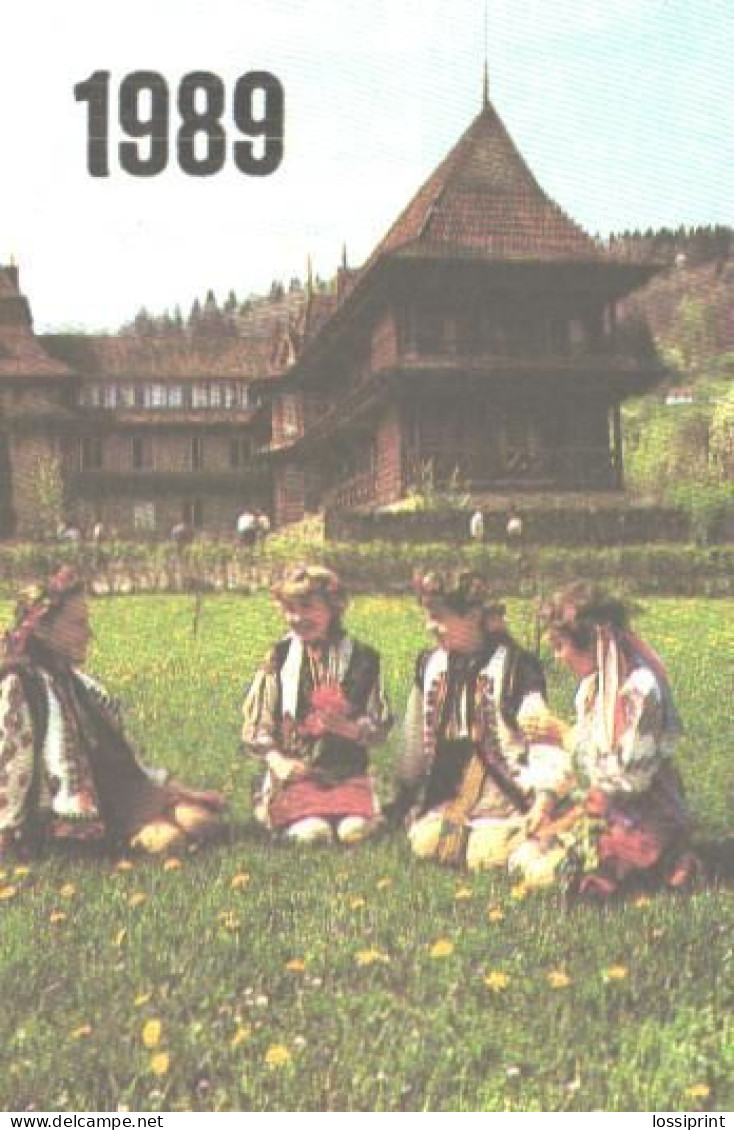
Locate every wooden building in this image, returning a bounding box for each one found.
[262,90,666,526]
[1,88,667,537]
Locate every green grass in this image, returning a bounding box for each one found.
[0,596,731,1112]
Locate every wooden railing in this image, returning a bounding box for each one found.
[404,445,620,492]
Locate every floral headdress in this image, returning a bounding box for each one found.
[413,569,506,619]
[271,565,347,613]
[3,567,84,661]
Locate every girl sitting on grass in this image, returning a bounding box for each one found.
[242,565,392,845]
[390,569,571,871]
[0,568,225,859]
[512,582,699,896]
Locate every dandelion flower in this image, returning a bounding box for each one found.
[142,1019,162,1048]
[684,1084,710,1100]
[429,939,454,959]
[483,970,510,992]
[355,948,389,966]
[547,970,572,989]
[59,883,76,898]
[134,992,153,1007]
[0,885,18,900]
[603,965,628,982]
[487,907,505,923]
[70,1025,92,1040]
[285,958,306,972]
[454,886,473,902]
[115,859,134,872]
[13,866,31,878]
[510,882,529,901]
[162,857,182,872]
[349,896,366,910]
[633,896,652,909]
[114,928,127,948]
[218,911,240,931]
[128,892,147,908]
[376,877,392,891]
[230,1025,251,1050]
[49,910,68,925]
[265,1044,292,1068]
[150,1052,170,1077]
[230,873,250,889]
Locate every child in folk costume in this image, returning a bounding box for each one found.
[0,569,225,859]
[391,570,571,871]
[242,566,392,844]
[512,582,699,896]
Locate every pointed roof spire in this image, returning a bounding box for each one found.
[306,254,314,298]
[482,0,489,108]
[341,242,348,270]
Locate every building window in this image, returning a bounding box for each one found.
[229,437,252,468]
[80,437,103,470]
[191,384,208,409]
[191,437,204,470]
[167,385,183,409]
[209,384,222,409]
[281,395,300,438]
[102,385,117,409]
[119,384,136,408]
[133,502,155,531]
[184,499,204,528]
[222,384,236,409]
[131,436,153,470]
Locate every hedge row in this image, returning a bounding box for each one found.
[0,539,732,597]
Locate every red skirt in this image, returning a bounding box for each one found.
[268,775,376,830]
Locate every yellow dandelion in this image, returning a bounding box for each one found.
[487,907,505,923]
[510,882,529,901]
[142,1019,162,1048]
[483,970,510,992]
[429,938,454,959]
[0,869,5,880]
[128,892,147,908]
[162,857,182,872]
[376,877,392,891]
[454,886,473,902]
[134,992,153,1007]
[547,970,572,989]
[70,1024,93,1040]
[265,1044,292,1068]
[49,910,68,925]
[354,948,389,966]
[684,1084,710,1100]
[218,911,240,931]
[114,928,127,948]
[149,1052,170,1077]
[115,859,134,872]
[13,866,31,878]
[603,965,628,982]
[285,958,307,972]
[633,896,652,908]
[59,883,76,898]
[349,896,366,910]
[230,1025,252,1050]
[0,885,18,900]
[230,872,250,889]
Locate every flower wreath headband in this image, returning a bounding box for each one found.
[413,569,506,618]
[3,566,84,661]
[271,565,347,612]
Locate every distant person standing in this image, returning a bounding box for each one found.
[469,508,485,543]
[236,508,257,547]
[255,509,271,548]
[92,517,107,570]
[506,505,524,546]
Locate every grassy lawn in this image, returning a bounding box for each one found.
[0,595,731,1112]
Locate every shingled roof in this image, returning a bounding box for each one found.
[41,332,272,380]
[366,97,603,267]
[0,266,75,380]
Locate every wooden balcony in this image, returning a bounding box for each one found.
[404,445,621,492]
[70,466,266,496]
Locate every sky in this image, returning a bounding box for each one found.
[2,0,732,332]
